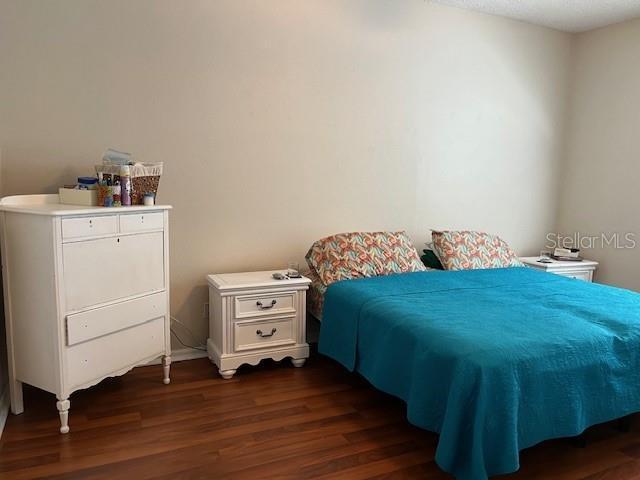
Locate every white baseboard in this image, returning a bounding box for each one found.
[0,384,9,440]
[145,347,208,366]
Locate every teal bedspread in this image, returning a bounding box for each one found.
[318,267,640,479]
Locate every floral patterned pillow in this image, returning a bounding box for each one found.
[431,230,523,271]
[305,231,426,286]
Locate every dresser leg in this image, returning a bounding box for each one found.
[162,355,171,385]
[56,398,70,434]
[291,358,306,368]
[219,369,236,379]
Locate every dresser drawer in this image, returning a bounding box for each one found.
[119,212,164,233]
[234,317,295,352]
[65,316,165,390]
[234,292,296,319]
[66,291,166,346]
[62,215,117,241]
[63,231,165,311]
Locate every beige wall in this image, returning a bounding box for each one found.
[556,17,640,291]
[0,1,572,345]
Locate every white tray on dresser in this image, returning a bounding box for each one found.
[0,194,172,433]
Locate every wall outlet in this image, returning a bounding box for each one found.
[203,302,209,319]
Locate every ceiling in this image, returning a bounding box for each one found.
[431,0,640,32]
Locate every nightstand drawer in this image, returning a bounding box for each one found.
[234,317,295,352]
[234,292,296,319]
[556,271,592,281]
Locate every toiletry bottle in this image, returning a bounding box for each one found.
[104,176,113,207]
[112,180,122,207]
[120,165,132,206]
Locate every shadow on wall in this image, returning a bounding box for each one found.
[172,284,209,350]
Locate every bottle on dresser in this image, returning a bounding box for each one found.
[120,165,132,206]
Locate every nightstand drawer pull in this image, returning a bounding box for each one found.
[256,299,277,310]
[235,292,296,319]
[256,328,277,338]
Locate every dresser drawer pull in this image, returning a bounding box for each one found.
[256,299,277,310]
[256,328,277,338]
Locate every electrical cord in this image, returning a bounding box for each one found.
[170,316,206,351]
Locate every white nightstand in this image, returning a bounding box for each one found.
[206,271,311,379]
[520,257,598,282]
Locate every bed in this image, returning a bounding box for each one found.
[306,268,327,321]
[318,267,640,479]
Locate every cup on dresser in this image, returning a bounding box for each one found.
[287,262,301,278]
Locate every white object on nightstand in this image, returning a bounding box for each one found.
[0,194,172,434]
[207,271,311,379]
[520,256,598,282]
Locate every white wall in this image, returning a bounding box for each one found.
[0,1,572,346]
[556,17,640,291]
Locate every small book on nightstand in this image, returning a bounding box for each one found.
[551,247,582,261]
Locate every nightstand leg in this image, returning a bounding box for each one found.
[219,369,236,379]
[162,355,171,385]
[291,358,306,368]
[56,398,70,434]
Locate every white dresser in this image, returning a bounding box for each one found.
[520,256,598,282]
[207,271,310,379]
[0,194,172,433]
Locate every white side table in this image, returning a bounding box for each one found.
[520,256,598,282]
[207,271,310,379]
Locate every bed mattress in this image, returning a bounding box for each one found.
[319,267,640,479]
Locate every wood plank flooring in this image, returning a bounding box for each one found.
[3,354,640,479]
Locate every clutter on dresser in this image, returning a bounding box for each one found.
[96,149,163,205]
[58,176,100,206]
[143,192,155,206]
[58,148,164,208]
[271,263,302,280]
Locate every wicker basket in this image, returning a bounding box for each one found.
[95,163,163,205]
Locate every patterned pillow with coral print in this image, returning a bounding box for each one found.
[305,231,426,286]
[431,230,524,271]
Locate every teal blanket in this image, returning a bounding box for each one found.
[319,267,640,479]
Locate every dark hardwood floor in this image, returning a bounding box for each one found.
[2,354,640,479]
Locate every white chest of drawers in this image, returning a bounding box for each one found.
[0,194,172,433]
[207,271,310,379]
